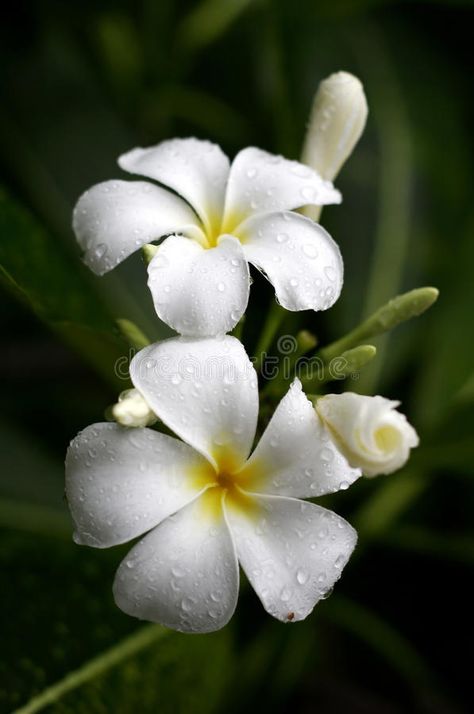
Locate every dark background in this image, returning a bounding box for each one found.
[1,1,473,712]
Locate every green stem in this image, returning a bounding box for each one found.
[253,302,286,370]
[13,625,167,714]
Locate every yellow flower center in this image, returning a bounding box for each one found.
[188,445,262,521]
[202,210,246,249]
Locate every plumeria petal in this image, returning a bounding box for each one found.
[130,336,259,469]
[118,138,230,232]
[223,147,341,227]
[238,211,343,312]
[147,235,250,337]
[225,494,357,623]
[65,423,214,548]
[238,380,360,498]
[113,490,239,633]
[73,180,204,275]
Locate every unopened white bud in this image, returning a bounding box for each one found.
[316,393,418,477]
[111,389,157,428]
[302,71,368,185]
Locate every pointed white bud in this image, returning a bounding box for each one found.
[316,393,418,477]
[111,388,157,428]
[301,72,368,220]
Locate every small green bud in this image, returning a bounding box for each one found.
[320,287,439,362]
[116,318,150,350]
[142,244,159,264]
[328,345,377,380]
[363,287,439,335]
[296,330,318,353]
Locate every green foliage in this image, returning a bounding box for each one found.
[1,0,473,712]
[2,530,233,714]
[0,191,127,385]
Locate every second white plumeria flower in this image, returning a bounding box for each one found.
[316,393,419,477]
[73,138,343,337]
[66,337,360,633]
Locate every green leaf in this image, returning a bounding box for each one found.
[324,595,435,690]
[177,0,254,51]
[352,470,427,540]
[3,531,233,714]
[0,190,127,385]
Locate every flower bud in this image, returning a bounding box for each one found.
[302,71,368,182]
[111,388,157,428]
[315,393,418,477]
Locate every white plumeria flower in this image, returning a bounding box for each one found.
[73,138,344,337]
[66,337,360,633]
[316,393,419,477]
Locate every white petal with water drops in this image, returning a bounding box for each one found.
[223,147,341,225]
[147,235,250,337]
[113,492,239,633]
[73,180,204,275]
[118,138,230,230]
[130,336,259,468]
[239,211,343,312]
[225,494,357,622]
[65,423,212,548]
[238,380,360,498]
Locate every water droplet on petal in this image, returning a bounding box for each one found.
[94,243,107,259]
[181,597,195,612]
[324,265,337,282]
[296,568,309,585]
[320,447,334,462]
[302,243,318,259]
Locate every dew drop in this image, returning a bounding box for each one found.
[296,568,309,585]
[302,243,318,259]
[181,597,194,612]
[320,447,334,462]
[94,243,107,259]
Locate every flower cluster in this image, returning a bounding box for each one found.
[66,72,421,633]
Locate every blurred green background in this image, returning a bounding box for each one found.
[1,1,473,712]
